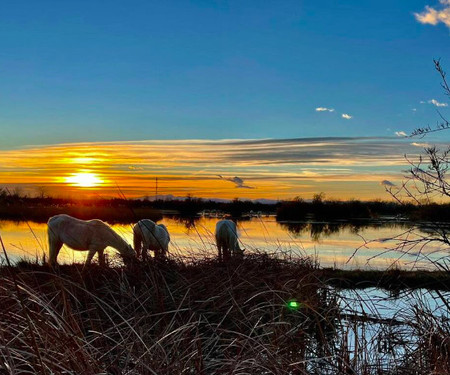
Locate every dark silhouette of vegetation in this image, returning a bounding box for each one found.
[150,195,277,218]
[321,267,450,291]
[276,195,417,221]
[0,188,163,223]
[5,187,450,225]
[0,188,278,223]
[1,254,449,373]
[0,255,343,374]
[379,61,450,274]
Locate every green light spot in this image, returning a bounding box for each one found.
[287,300,301,310]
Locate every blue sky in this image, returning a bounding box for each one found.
[1,0,449,149]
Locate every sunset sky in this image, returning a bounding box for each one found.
[1,1,450,200]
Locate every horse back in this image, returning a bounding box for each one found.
[135,220,156,236]
[48,214,100,250]
[156,224,170,242]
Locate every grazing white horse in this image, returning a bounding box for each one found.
[215,219,244,262]
[47,214,135,267]
[133,219,170,260]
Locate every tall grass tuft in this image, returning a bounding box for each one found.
[0,254,343,374]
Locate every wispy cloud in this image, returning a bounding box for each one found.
[411,142,430,148]
[315,107,335,112]
[414,0,450,29]
[218,175,255,189]
[380,180,395,187]
[428,98,448,107]
[316,108,354,121]
[395,131,408,137]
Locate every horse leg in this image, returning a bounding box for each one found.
[155,247,164,261]
[134,234,142,259]
[98,249,106,267]
[223,246,231,262]
[218,244,223,262]
[48,237,63,267]
[142,246,148,261]
[85,248,97,267]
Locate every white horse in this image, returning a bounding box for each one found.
[215,219,244,262]
[47,214,135,267]
[133,219,170,260]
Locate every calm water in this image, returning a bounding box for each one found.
[0,216,448,269]
[338,287,450,369]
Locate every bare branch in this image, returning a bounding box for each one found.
[435,58,450,97]
[409,60,449,137]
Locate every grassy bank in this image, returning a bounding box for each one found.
[0,254,449,373]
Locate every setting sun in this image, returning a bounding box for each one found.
[65,172,103,188]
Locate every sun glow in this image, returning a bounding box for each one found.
[65,172,103,188]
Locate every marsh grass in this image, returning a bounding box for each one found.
[0,226,449,374]
[0,254,341,374]
[0,253,449,374]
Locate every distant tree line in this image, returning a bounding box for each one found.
[0,189,277,222]
[276,193,450,222]
[2,188,450,223]
[149,196,277,217]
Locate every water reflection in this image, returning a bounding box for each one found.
[279,220,412,242]
[164,214,200,232]
[338,287,450,370]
